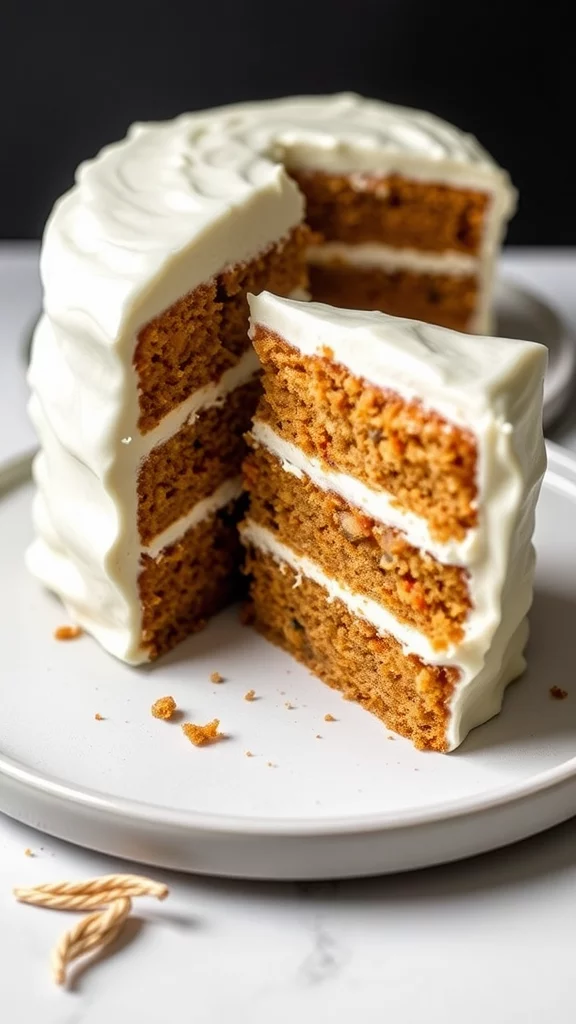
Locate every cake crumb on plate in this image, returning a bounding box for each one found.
[550,686,568,700]
[54,625,82,641]
[24,848,34,857]
[151,695,177,720]
[244,689,256,701]
[245,750,254,757]
[210,671,224,684]
[182,719,224,747]
[94,713,104,721]
[324,713,336,722]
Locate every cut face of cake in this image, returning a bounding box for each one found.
[27,156,310,663]
[242,292,547,751]
[27,93,515,666]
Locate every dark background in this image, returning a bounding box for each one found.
[2,1,570,243]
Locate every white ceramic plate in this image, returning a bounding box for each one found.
[1,444,576,880]
[494,278,576,429]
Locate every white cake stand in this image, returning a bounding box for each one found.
[1,442,576,880]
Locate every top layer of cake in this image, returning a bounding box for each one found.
[248,292,543,430]
[40,94,515,348]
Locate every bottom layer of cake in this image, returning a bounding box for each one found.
[308,261,477,332]
[139,498,245,660]
[243,546,459,752]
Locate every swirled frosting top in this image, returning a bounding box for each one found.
[40,93,515,346]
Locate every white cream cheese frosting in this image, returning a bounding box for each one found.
[246,292,547,750]
[28,93,516,667]
[306,242,478,276]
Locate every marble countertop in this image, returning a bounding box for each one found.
[2,244,576,1023]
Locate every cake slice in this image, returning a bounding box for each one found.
[241,292,547,751]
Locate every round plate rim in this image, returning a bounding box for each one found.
[494,275,576,429]
[2,441,576,840]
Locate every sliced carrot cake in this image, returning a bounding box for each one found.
[27,93,515,666]
[241,292,547,751]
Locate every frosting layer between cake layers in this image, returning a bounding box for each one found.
[244,292,547,750]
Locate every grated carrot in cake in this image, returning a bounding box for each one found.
[182,719,224,746]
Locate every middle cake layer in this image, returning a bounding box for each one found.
[138,376,260,546]
[244,442,470,650]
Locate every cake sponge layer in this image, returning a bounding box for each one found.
[139,499,244,660]
[244,546,458,752]
[290,169,489,253]
[308,261,477,332]
[251,324,478,542]
[135,226,310,433]
[138,377,260,546]
[244,445,470,649]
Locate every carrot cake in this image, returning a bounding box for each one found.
[27,93,515,666]
[241,291,547,751]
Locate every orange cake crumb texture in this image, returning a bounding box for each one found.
[182,719,224,746]
[252,326,478,542]
[137,377,260,545]
[244,689,256,701]
[308,262,477,332]
[94,713,104,721]
[289,169,489,254]
[54,625,82,641]
[151,695,177,720]
[134,226,311,433]
[244,548,458,752]
[244,446,470,649]
[139,500,244,660]
[210,671,224,684]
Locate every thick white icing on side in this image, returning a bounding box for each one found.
[27,406,243,664]
[248,292,547,750]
